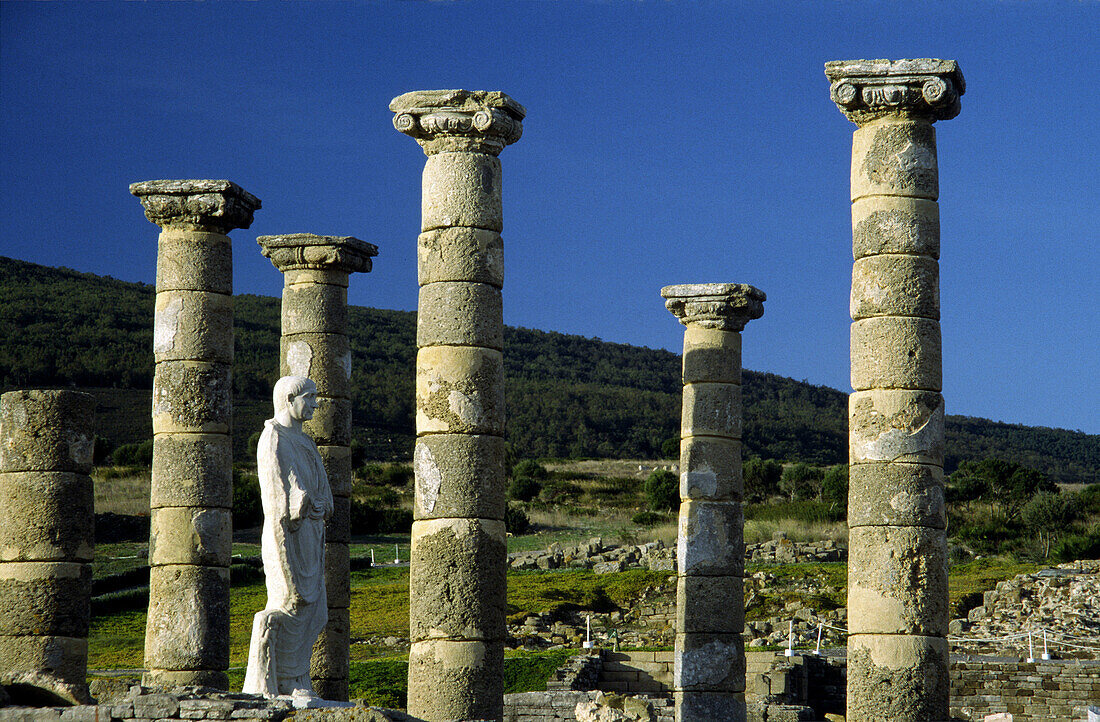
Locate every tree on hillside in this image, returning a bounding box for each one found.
[743,457,782,503]
[948,458,1056,523]
[1022,491,1080,558]
[779,462,824,501]
[821,464,848,509]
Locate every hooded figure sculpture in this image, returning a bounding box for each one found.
[243,376,334,699]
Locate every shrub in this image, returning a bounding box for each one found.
[505,504,531,535]
[93,436,115,466]
[111,439,153,467]
[631,511,665,526]
[1054,528,1100,562]
[349,499,412,534]
[508,475,541,502]
[660,436,680,460]
[247,431,262,459]
[644,469,677,511]
[513,459,549,480]
[232,466,263,530]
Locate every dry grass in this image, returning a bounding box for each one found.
[744,518,848,544]
[93,469,150,516]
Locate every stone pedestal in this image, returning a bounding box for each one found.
[131,179,261,690]
[826,59,964,722]
[0,390,95,694]
[257,233,378,701]
[392,89,524,722]
[662,283,765,722]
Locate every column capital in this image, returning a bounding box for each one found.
[825,59,964,125]
[257,233,378,275]
[130,179,261,233]
[662,283,766,332]
[390,89,525,156]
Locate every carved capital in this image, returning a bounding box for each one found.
[662,283,766,332]
[257,233,378,275]
[390,89,525,156]
[130,179,261,233]
[825,59,964,125]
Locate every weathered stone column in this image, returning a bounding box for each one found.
[0,390,95,697]
[131,179,261,690]
[825,59,964,722]
[662,284,764,722]
[257,233,378,701]
[391,89,524,722]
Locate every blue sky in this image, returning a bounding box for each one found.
[1,2,1097,434]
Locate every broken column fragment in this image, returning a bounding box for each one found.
[0,390,95,701]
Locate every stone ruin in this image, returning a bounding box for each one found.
[10,58,1092,722]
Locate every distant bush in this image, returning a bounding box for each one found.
[660,436,680,460]
[644,469,677,511]
[631,511,665,526]
[539,479,581,504]
[356,463,413,488]
[232,466,263,530]
[505,505,531,535]
[111,439,153,467]
[350,499,412,534]
[513,460,549,480]
[508,476,541,502]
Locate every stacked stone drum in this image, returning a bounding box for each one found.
[0,390,95,691]
[662,284,765,722]
[258,233,378,701]
[391,89,525,722]
[826,59,965,721]
[131,179,261,689]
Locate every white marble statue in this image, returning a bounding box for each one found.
[243,376,334,700]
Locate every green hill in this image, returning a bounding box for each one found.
[1,256,1096,483]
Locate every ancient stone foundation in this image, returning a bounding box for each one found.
[662,283,765,722]
[826,58,964,721]
[0,390,95,697]
[131,179,261,690]
[391,89,524,722]
[258,233,378,701]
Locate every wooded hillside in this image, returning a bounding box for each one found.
[1,256,1096,483]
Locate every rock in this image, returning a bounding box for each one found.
[575,691,656,722]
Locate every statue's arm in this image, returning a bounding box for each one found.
[257,426,303,529]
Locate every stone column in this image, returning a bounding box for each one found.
[391,89,524,722]
[825,59,964,722]
[662,284,764,722]
[257,233,378,701]
[131,179,261,690]
[0,390,95,697]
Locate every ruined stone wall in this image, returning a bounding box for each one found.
[502,692,673,722]
[589,651,1100,721]
[597,652,673,695]
[950,657,1100,721]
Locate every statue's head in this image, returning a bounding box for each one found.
[273,375,318,422]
